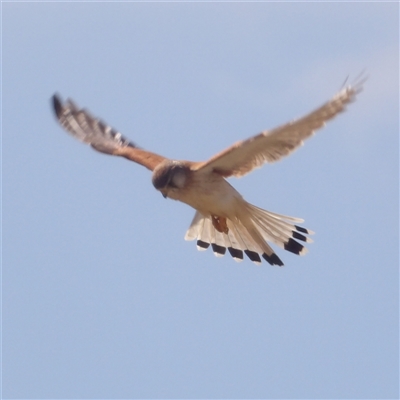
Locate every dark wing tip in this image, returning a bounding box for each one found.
[52,93,63,118]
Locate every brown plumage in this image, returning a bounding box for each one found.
[51,76,365,266]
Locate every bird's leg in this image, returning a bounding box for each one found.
[211,215,229,234]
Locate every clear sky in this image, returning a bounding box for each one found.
[3,2,398,399]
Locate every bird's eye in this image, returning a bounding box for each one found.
[152,169,170,190]
[152,162,188,190]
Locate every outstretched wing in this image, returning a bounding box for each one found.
[52,94,167,171]
[192,77,365,177]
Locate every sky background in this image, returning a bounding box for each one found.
[2,2,398,399]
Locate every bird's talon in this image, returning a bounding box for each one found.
[212,215,229,234]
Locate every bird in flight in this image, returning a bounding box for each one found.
[52,78,364,266]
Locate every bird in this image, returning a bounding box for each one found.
[51,77,364,266]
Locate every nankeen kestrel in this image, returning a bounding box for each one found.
[52,78,364,266]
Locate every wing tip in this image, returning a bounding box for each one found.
[52,93,63,119]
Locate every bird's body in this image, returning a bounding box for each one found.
[161,165,240,218]
[52,76,365,266]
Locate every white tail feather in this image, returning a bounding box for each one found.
[184,202,314,266]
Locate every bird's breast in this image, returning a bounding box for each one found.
[166,172,243,218]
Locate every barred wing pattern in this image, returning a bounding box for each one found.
[52,76,364,266]
[192,78,365,178]
[52,95,166,171]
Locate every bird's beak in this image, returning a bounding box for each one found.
[162,193,167,199]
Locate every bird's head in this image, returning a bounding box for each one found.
[152,160,190,198]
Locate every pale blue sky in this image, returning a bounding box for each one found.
[3,2,398,399]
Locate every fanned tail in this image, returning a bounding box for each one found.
[245,203,314,256]
[184,204,314,266]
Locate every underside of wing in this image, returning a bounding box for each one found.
[192,77,365,177]
[52,94,167,171]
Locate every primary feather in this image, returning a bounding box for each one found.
[52,75,365,266]
[192,76,366,177]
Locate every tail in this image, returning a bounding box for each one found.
[184,203,314,266]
